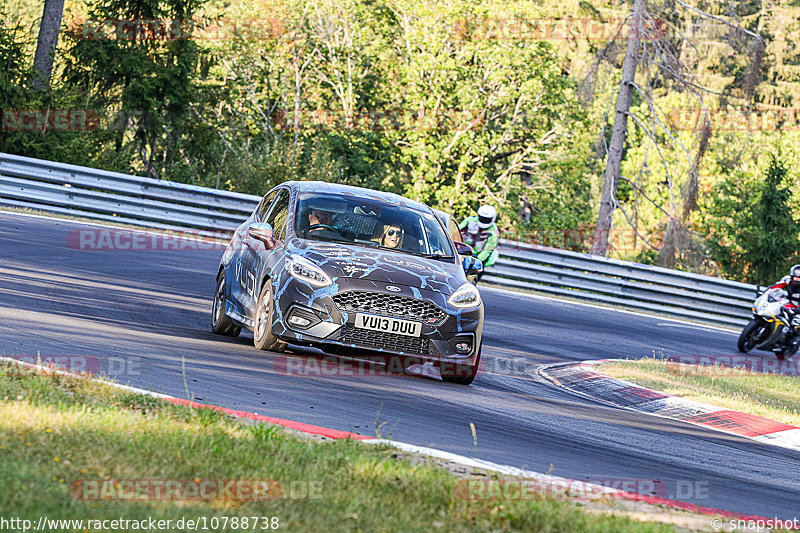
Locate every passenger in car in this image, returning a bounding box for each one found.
[377,224,404,248]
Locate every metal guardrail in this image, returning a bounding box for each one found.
[0,152,756,328]
[0,152,260,237]
[485,239,757,328]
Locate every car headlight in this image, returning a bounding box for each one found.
[287,257,332,287]
[448,283,481,309]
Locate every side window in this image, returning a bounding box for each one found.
[425,220,450,255]
[266,189,290,241]
[448,217,463,243]
[257,190,279,221]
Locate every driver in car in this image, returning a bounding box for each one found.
[307,209,334,233]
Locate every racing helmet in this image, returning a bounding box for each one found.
[476,205,497,229]
[790,264,800,287]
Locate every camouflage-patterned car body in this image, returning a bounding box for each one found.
[217,181,484,370]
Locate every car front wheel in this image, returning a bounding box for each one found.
[440,347,481,385]
[253,281,287,352]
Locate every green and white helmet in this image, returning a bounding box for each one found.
[477,205,496,229]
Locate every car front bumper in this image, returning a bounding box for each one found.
[270,276,483,366]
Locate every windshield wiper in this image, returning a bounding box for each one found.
[304,235,354,247]
[364,242,454,260]
[362,242,413,254]
[416,253,454,261]
[309,238,453,260]
[362,243,448,259]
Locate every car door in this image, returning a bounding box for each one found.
[241,188,291,320]
[229,190,278,316]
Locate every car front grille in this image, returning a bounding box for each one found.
[332,291,447,325]
[336,324,434,356]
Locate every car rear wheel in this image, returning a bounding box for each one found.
[254,282,287,352]
[440,347,481,385]
[211,273,241,337]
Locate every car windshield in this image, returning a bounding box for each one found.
[295,192,454,258]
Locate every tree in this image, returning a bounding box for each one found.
[32,0,65,91]
[590,0,646,256]
[63,0,201,178]
[386,0,591,232]
[0,11,30,117]
[588,0,764,262]
[750,155,800,285]
[703,154,799,284]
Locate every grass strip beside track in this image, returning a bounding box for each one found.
[600,358,800,426]
[0,362,686,532]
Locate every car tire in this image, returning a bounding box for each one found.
[440,347,481,385]
[253,281,287,352]
[211,273,241,337]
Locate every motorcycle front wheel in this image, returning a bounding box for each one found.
[737,319,767,353]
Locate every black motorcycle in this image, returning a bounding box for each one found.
[737,288,800,359]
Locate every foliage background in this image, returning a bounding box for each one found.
[2,0,799,283]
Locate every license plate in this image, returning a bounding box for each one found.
[354,313,422,337]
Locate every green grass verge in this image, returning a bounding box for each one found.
[0,362,678,532]
[600,358,800,426]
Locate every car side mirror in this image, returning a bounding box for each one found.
[462,255,483,277]
[454,241,474,256]
[248,222,275,250]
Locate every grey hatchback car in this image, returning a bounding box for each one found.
[211,181,485,384]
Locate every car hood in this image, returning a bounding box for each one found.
[287,238,464,294]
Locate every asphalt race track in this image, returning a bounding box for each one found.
[2,211,799,519]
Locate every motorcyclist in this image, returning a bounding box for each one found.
[767,264,800,348]
[768,264,800,305]
[459,205,499,282]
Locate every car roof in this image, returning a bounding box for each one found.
[283,181,432,212]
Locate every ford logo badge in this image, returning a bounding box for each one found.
[386,285,401,292]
